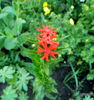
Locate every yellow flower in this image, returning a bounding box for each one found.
[70,18,74,25]
[43,7,51,15]
[43,2,48,7]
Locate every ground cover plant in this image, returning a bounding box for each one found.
[0,0,94,100]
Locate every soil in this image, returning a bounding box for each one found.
[52,63,72,100]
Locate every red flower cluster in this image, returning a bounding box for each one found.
[36,25,59,61]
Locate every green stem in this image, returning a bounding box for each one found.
[89,63,92,72]
[64,83,74,93]
[16,0,20,19]
[70,63,79,90]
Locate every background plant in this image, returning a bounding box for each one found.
[0,0,94,100]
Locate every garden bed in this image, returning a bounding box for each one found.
[0,0,94,100]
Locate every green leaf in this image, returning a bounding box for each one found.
[0,51,5,57]
[18,92,29,100]
[20,47,41,67]
[0,66,15,83]
[16,68,33,91]
[83,95,94,100]
[18,32,31,45]
[34,90,44,100]
[87,69,94,80]
[0,13,8,19]
[13,18,26,35]
[1,86,17,100]
[0,36,5,48]
[4,37,18,50]
[4,27,14,37]
[2,6,16,16]
[0,6,16,23]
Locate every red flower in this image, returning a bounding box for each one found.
[38,25,57,39]
[36,42,58,61]
[38,36,59,45]
[36,25,59,61]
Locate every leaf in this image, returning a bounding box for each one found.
[0,36,5,48]
[0,51,5,57]
[2,6,16,16]
[13,18,26,35]
[0,6,16,23]
[20,47,41,67]
[16,68,33,91]
[1,86,17,100]
[83,95,94,100]
[0,66,15,83]
[0,13,8,19]
[4,27,14,37]
[18,32,31,45]
[18,92,29,100]
[4,37,18,50]
[87,69,94,80]
[34,90,44,100]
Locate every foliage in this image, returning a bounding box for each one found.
[70,96,94,100]
[0,66,15,83]
[83,96,94,100]
[87,69,94,80]
[32,64,57,100]
[18,92,29,100]
[0,0,94,100]
[0,5,30,50]
[16,67,33,91]
[70,92,94,100]
[1,86,17,100]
